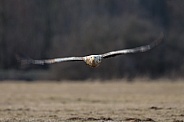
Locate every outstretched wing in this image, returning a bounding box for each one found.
[101,33,164,58]
[17,56,84,65]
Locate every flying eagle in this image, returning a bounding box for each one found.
[18,33,164,68]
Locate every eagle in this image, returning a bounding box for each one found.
[18,33,164,68]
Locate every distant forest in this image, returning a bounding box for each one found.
[0,0,184,80]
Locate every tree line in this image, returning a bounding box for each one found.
[0,0,184,80]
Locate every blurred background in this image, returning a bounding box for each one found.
[0,0,184,81]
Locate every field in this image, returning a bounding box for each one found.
[0,79,184,122]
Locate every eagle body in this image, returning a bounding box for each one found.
[84,55,102,67]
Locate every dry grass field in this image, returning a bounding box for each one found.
[0,79,184,122]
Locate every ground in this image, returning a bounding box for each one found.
[0,79,184,122]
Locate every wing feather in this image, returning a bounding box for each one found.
[102,33,164,58]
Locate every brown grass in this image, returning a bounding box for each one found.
[0,79,184,122]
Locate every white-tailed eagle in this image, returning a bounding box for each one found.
[17,33,164,67]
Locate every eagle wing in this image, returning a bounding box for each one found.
[101,33,164,58]
[17,56,84,65]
